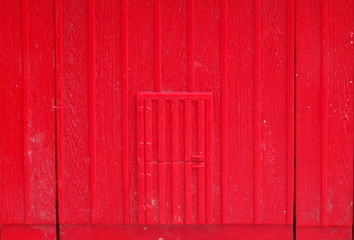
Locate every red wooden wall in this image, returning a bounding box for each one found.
[56,0,293,227]
[0,0,56,224]
[296,0,353,239]
[0,0,57,237]
[0,0,352,240]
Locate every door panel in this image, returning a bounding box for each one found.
[136,93,213,224]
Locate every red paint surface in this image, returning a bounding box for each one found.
[0,0,352,239]
[1,225,56,240]
[59,224,293,240]
[0,0,56,224]
[56,0,294,227]
[296,0,353,228]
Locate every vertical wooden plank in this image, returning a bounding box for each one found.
[127,0,155,223]
[320,0,329,225]
[286,0,295,225]
[145,99,153,224]
[326,0,353,226]
[196,100,205,224]
[0,0,24,224]
[254,0,261,224]
[154,0,162,92]
[60,0,91,223]
[220,0,228,224]
[158,99,166,224]
[95,0,123,223]
[296,0,322,225]
[0,0,56,225]
[188,0,195,92]
[161,0,188,92]
[121,0,130,224]
[27,0,56,223]
[205,97,213,223]
[227,0,255,224]
[194,0,221,224]
[259,0,288,223]
[88,0,97,223]
[137,98,145,224]
[184,99,192,224]
[22,0,31,224]
[145,160,154,224]
[296,0,353,228]
[55,0,64,225]
[171,99,180,224]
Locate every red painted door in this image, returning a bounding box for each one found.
[0,0,352,240]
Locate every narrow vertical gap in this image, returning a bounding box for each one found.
[121,0,130,224]
[21,0,31,225]
[293,0,297,238]
[287,0,295,225]
[254,0,261,224]
[88,0,97,224]
[55,0,64,237]
[188,0,195,92]
[221,0,228,224]
[154,0,162,92]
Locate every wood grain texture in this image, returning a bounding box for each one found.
[0,0,25,224]
[95,0,123,223]
[296,0,353,227]
[3,0,353,236]
[326,0,353,226]
[0,0,56,224]
[161,0,188,92]
[227,0,292,224]
[59,0,91,223]
[227,0,255,224]
[194,0,221,223]
[56,0,293,226]
[126,0,155,224]
[26,0,56,224]
[121,0,130,224]
[259,0,289,224]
